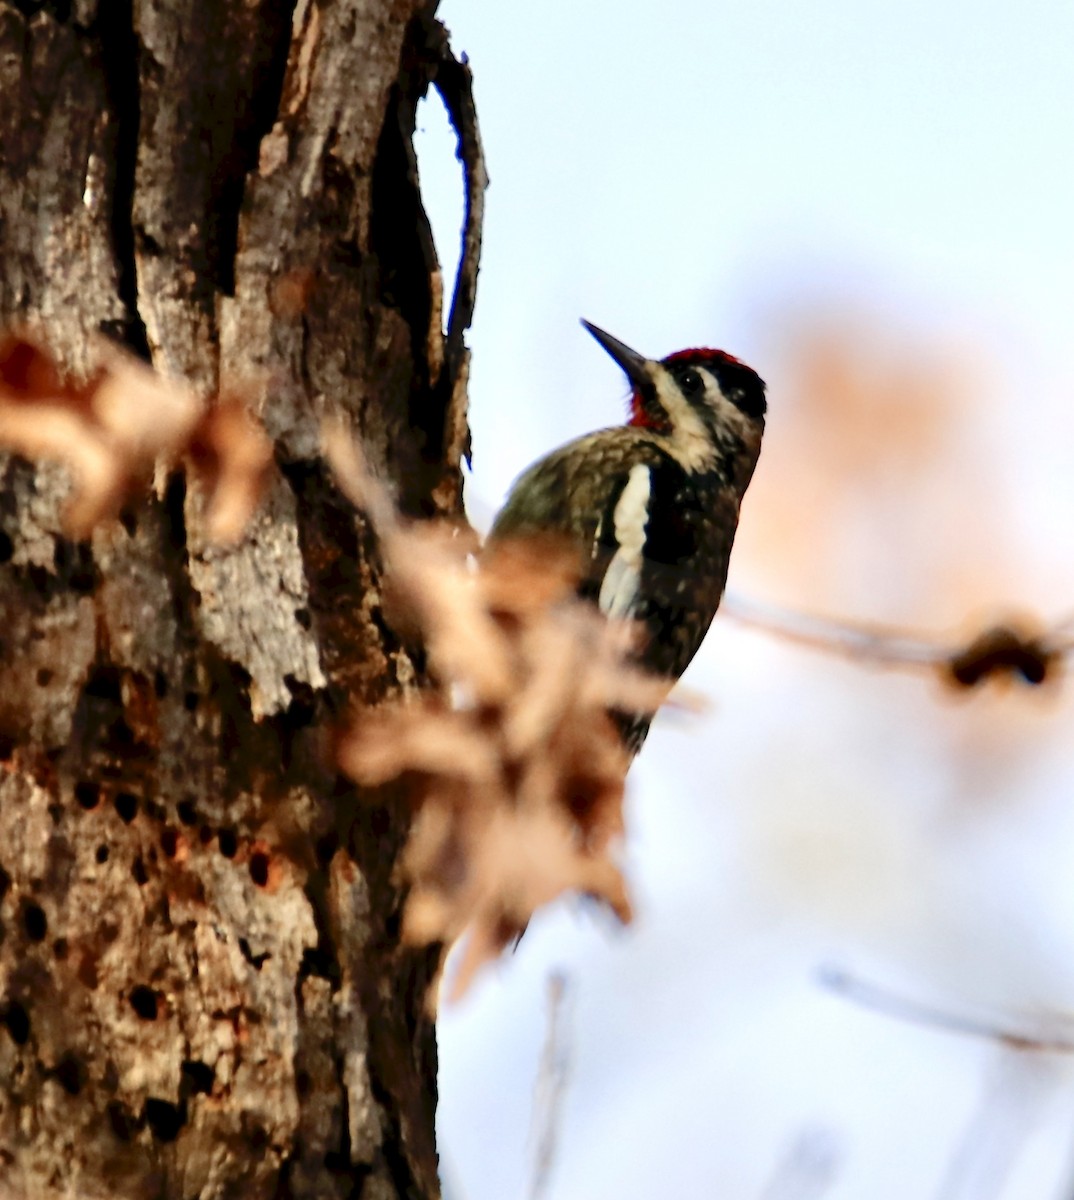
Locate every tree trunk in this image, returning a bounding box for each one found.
[0,0,473,1195]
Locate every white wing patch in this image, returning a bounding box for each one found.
[598,463,651,620]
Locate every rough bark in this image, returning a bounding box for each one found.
[0,0,473,1196]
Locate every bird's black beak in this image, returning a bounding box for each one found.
[581,320,650,390]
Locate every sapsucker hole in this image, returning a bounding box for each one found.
[95,844,109,864]
[21,901,47,942]
[247,1123,269,1151]
[54,1052,85,1095]
[0,530,13,563]
[248,851,269,887]
[35,667,53,687]
[75,781,100,810]
[176,800,197,826]
[217,829,237,859]
[145,1097,185,1142]
[299,945,336,982]
[315,832,338,866]
[52,937,68,960]
[132,858,148,885]
[1,1000,31,1045]
[198,824,213,845]
[238,937,271,970]
[160,828,179,858]
[113,793,138,824]
[83,666,123,703]
[101,1059,119,1092]
[129,985,159,1021]
[107,1100,136,1141]
[110,717,137,749]
[53,538,98,594]
[180,1059,214,1096]
[77,953,99,990]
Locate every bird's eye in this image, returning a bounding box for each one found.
[680,369,702,395]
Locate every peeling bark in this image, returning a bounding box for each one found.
[0,0,475,1195]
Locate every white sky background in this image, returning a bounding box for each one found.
[414,2,1074,1198]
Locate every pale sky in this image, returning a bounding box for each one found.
[416,3,1074,1198]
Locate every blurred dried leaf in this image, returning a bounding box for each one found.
[188,396,274,544]
[0,331,271,543]
[328,428,662,1001]
[946,623,1057,689]
[0,332,202,536]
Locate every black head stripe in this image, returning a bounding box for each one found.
[711,359,767,420]
[666,355,767,421]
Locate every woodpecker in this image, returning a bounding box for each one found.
[488,320,766,753]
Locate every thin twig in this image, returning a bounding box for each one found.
[820,966,1074,1053]
[758,1127,842,1200]
[932,1052,1061,1200]
[529,972,573,1200]
[724,592,944,666]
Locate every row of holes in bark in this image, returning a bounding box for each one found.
[0,993,215,1133]
[0,1002,340,1160]
[108,1063,254,1147]
[2,847,274,1025]
[73,780,272,887]
[0,829,270,956]
[3,943,183,1024]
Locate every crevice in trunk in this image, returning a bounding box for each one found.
[95,0,150,358]
[369,12,446,516]
[206,0,297,296]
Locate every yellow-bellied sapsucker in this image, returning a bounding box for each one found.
[489,320,766,752]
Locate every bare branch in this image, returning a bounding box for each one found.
[529,972,573,1200]
[759,1127,842,1200]
[724,592,1068,690]
[820,966,1074,1053]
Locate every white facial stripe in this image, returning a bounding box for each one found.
[697,366,759,444]
[649,366,715,471]
[598,463,651,619]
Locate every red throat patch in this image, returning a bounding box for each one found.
[628,389,671,432]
